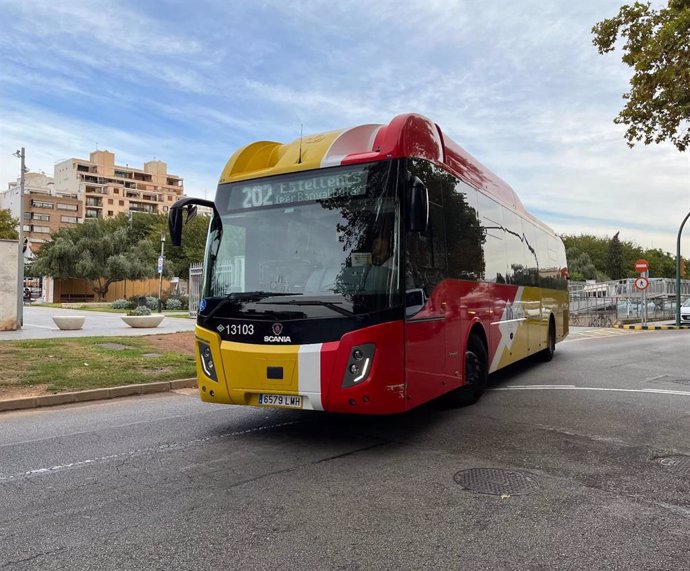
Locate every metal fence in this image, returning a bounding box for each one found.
[569,278,690,327]
[188,263,203,317]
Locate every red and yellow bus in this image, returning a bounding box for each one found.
[170,113,569,414]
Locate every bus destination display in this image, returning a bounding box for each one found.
[226,168,368,211]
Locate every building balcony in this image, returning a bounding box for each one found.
[128,204,156,213]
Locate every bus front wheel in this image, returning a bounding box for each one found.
[446,334,488,407]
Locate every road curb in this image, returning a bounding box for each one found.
[0,378,197,413]
[614,324,690,331]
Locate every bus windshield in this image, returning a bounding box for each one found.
[204,161,401,316]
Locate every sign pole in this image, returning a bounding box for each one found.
[642,272,647,327]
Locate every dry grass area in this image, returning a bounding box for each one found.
[0,332,196,401]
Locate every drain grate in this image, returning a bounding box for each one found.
[653,455,690,475]
[454,468,540,496]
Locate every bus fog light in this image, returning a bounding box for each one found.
[342,343,375,388]
[198,341,218,382]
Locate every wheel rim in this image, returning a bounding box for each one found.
[466,351,483,387]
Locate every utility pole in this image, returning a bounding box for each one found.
[675,211,690,326]
[12,148,25,328]
[158,231,165,312]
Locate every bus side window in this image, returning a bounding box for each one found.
[477,193,507,283]
[445,181,484,281]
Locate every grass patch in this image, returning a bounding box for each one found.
[0,336,196,393]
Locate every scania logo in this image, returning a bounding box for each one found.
[266,322,291,343]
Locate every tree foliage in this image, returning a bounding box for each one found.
[30,217,157,300]
[607,231,626,279]
[124,212,209,277]
[0,208,19,240]
[592,1,690,151]
[562,232,687,279]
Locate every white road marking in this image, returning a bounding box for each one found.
[23,323,57,330]
[490,386,690,396]
[0,420,301,482]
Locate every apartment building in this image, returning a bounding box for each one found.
[54,150,184,219]
[0,172,82,253]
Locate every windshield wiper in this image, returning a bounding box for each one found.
[205,291,302,319]
[260,299,355,317]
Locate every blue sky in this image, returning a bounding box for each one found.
[1,0,688,254]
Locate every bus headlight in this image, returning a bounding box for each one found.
[198,342,218,382]
[342,344,375,388]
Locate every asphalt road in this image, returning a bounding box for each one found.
[1,328,689,570]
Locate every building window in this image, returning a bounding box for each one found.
[108,199,113,205]
[57,203,78,211]
[167,196,173,201]
[107,210,114,217]
[163,206,168,212]
[31,225,50,233]
[61,216,78,223]
[114,188,119,194]
[119,200,124,206]
[32,213,50,221]
[31,200,54,209]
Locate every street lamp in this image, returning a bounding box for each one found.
[675,211,690,326]
[158,231,165,313]
[12,148,26,328]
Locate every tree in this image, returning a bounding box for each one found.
[566,247,609,281]
[0,208,19,240]
[607,232,626,279]
[120,212,210,277]
[592,1,690,151]
[31,218,156,300]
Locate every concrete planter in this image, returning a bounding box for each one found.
[121,315,165,328]
[52,316,86,330]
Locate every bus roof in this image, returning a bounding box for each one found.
[219,113,533,220]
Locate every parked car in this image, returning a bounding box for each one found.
[681,298,690,323]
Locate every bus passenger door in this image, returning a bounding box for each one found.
[403,194,454,409]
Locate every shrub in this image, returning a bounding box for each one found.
[146,296,159,310]
[166,295,189,310]
[111,299,131,310]
[166,298,183,310]
[129,305,152,316]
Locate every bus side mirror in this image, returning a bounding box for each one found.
[407,177,429,233]
[168,197,216,247]
[169,207,184,247]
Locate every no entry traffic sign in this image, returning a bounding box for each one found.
[634,259,649,273]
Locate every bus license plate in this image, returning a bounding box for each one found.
[258,394,303,409]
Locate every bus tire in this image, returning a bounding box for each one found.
[446,334,488,407]
[539,320,556,362]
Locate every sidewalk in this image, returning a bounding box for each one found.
[0,305,196,341]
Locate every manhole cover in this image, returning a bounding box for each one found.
[653,455,690,474]
[454,468,540,496]
[98,343,128,351]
